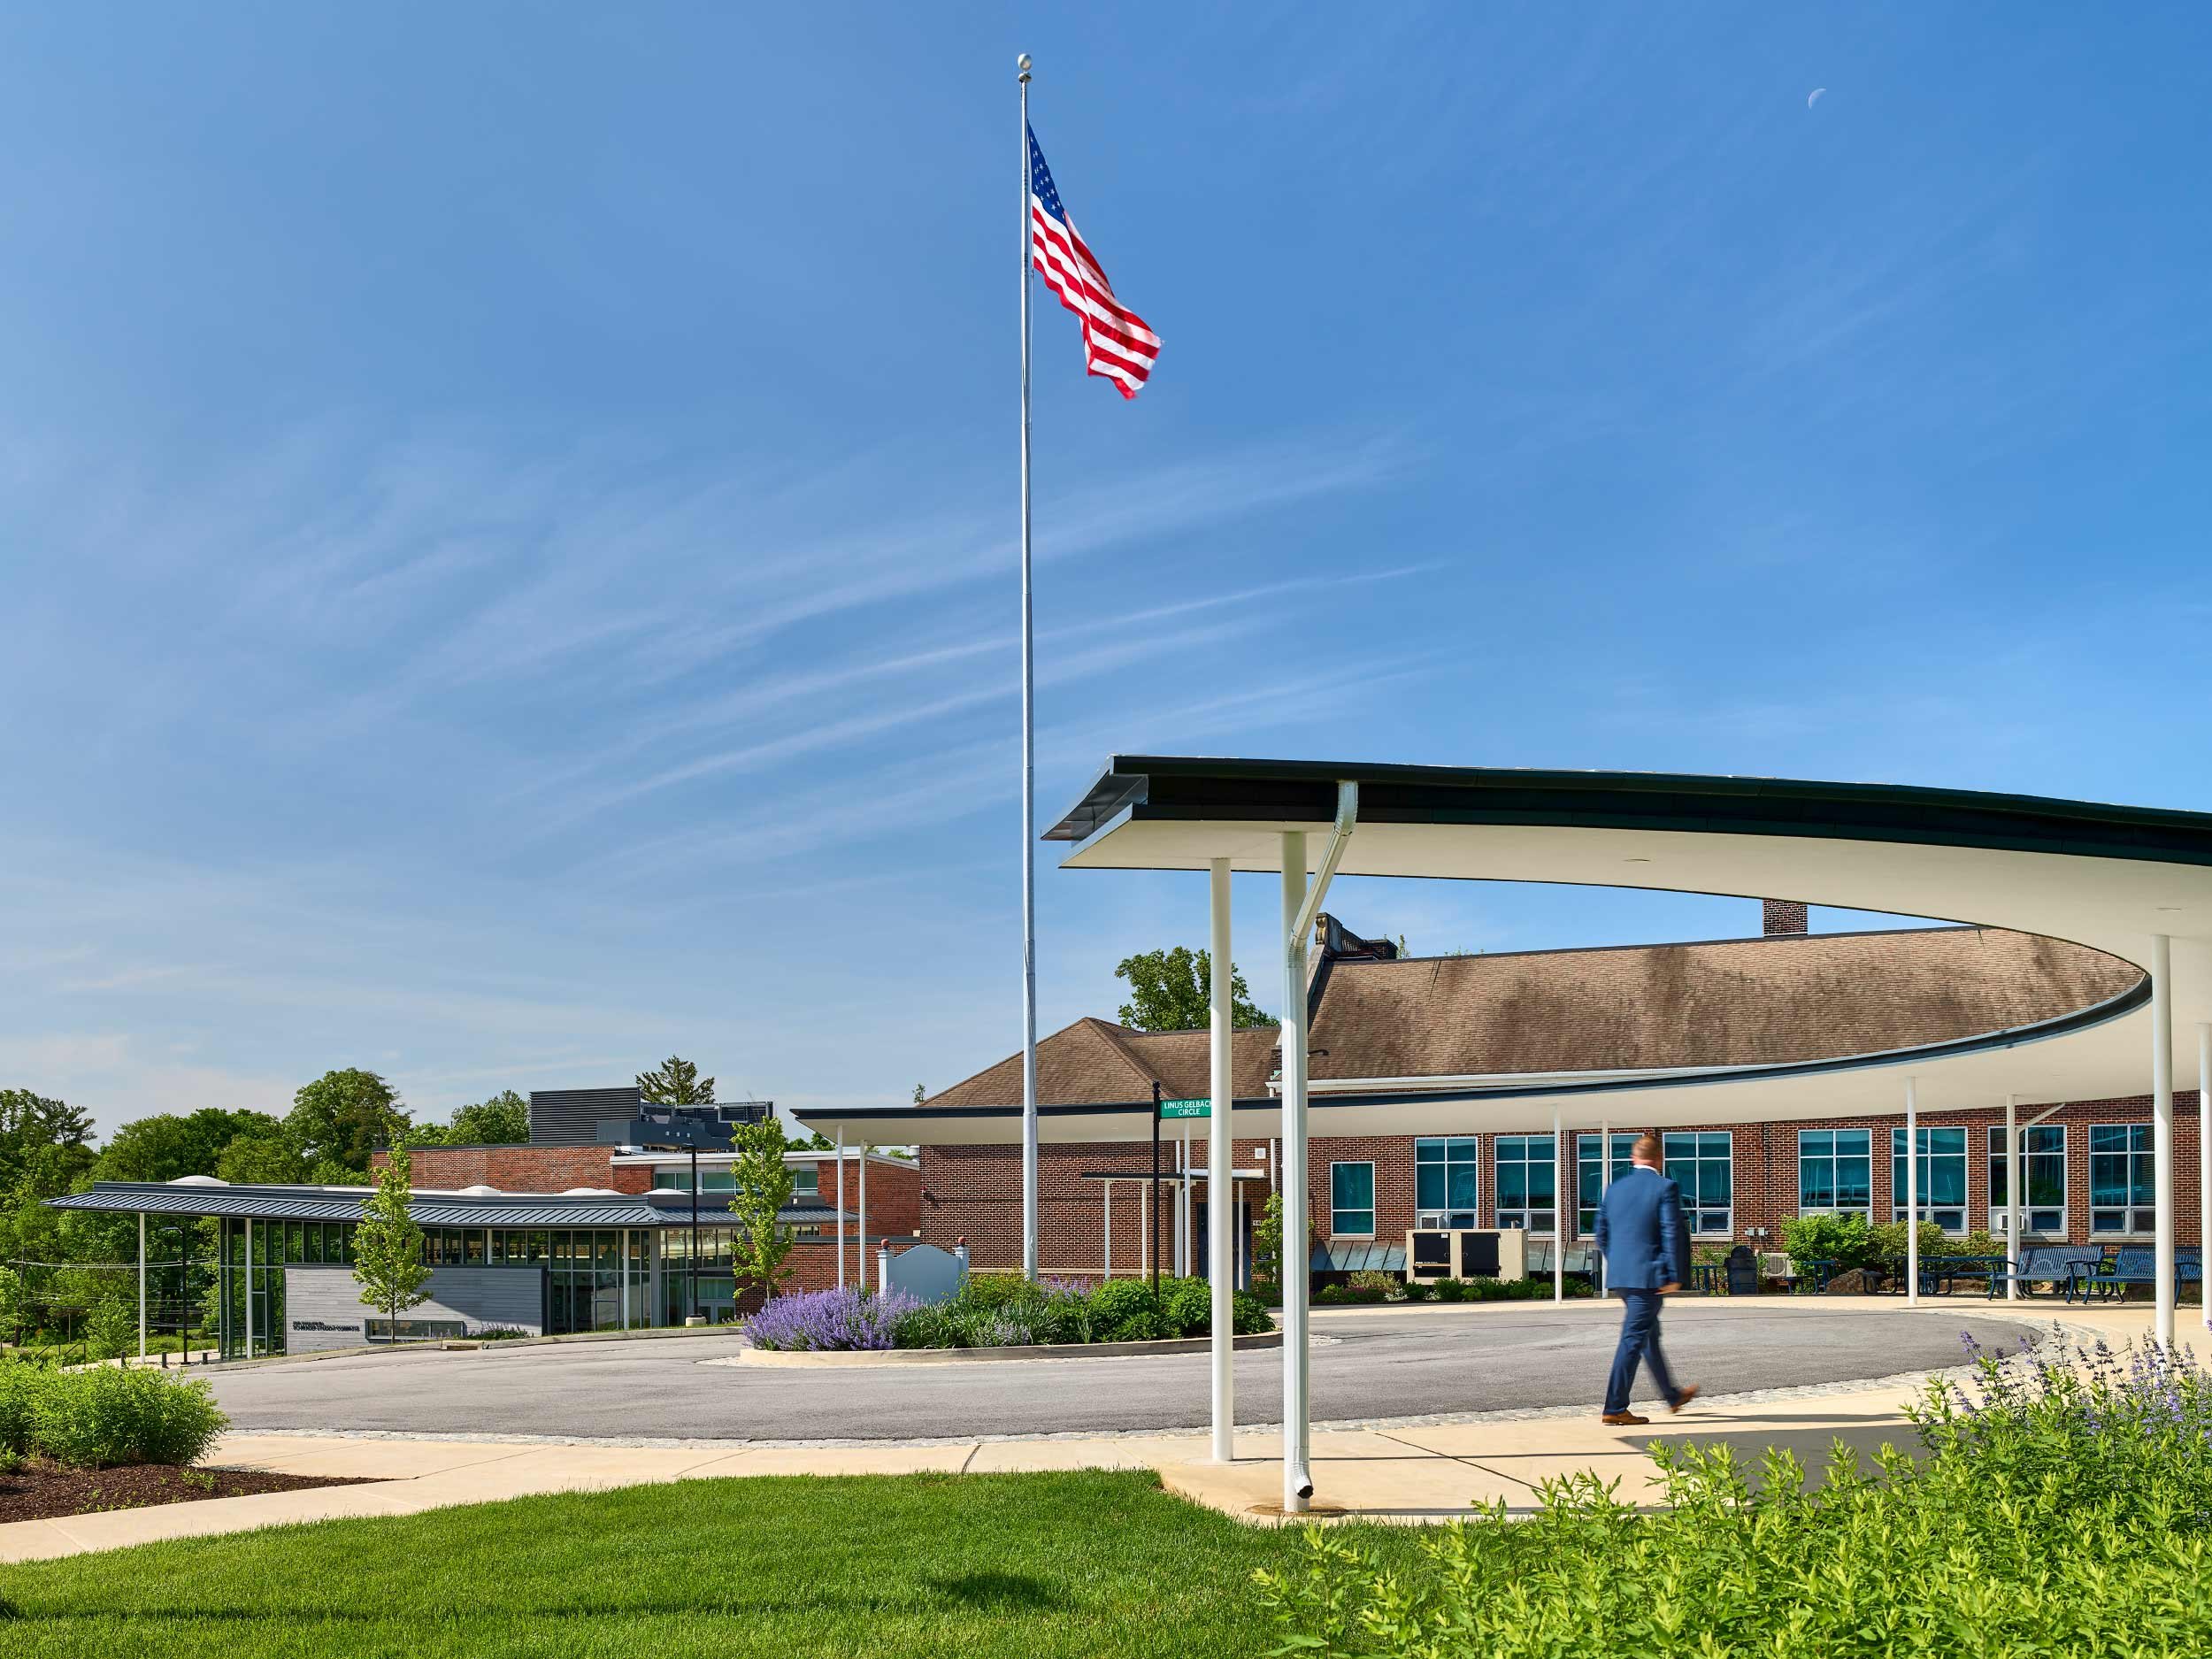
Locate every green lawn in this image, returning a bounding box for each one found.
[0,1469,1410,1657]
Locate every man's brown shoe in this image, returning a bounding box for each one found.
[1600,1411,1648,1426]
[1669,1386,1701,1415]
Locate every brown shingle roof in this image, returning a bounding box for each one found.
[926,1017,1280,1109]
[923,926,2141,1107]
[1307,926,2139,1079]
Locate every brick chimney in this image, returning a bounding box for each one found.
[1762,899,1809,936]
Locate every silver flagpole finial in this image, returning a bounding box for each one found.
[1018,53,1032,81]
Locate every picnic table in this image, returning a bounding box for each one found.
[1918,1255,2008,1296]
[1790,1257,1840,1294]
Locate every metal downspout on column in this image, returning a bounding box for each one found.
[2004,1094,2020,1303]
[2152,934,2176,1346]
[835,1130,846,1291]
[1208,856,1235,1463]
[1905,1078,1920,1309]
[1552,1110,1565,1304]
[1280,780,1358,1515]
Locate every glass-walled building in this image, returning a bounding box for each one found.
[53,1179,859,1360]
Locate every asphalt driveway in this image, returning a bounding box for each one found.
[200,1299,2039,1442]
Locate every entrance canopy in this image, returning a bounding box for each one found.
[799,757,2212,1141]
[1037,758,2211,1131]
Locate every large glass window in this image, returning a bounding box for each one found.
[1663,1133,1733,1234]
[1492,1135,1556,1234]
[1576,1133,1637,1234]
[1798,1129,1873,1215]
[1988,1125,2067,1239]
[1415,1137,1479,1228]
[1329,1162,1376,1237]
[2089,1125,2154,1235]
[1892,1127,1969,1234]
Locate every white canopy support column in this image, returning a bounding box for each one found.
[1597,1118,1612,1296]
[2200,1021,2211,1332]
[1552,1109,1565,1304]
[858,1143,870,1291]
[1207,856,1235,1463]
[835,1130,846,1291]
[2003,1094,2020,1302]
[1279,780,1358,1515]
[137,1210,147,1361]
[1279,833,1312,1509]
[1905,1078,1920,1309]
[1103,1179,1113,1280]
[2152,933,2175,1345]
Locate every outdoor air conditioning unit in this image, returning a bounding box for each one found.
[1405,1228,1528,1284]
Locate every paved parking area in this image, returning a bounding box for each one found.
[202,1298,2047,1441]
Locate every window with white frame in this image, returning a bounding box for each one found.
[2089,1125,2154,1235]
[1414,1136,1479,1229]
[1575,1133,1637,1234]
[1663,1132,1733,1234]
[1329,1161,1376,1238]
[1492,1134,1556,1234]
[1797,1129,1873,1215]
[1891,1126,1969,1234]
[1987,1125,2066,1239]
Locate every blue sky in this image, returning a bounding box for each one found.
[2,6,2208,1136]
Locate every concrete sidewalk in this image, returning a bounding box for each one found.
[0,1297,2178,1561]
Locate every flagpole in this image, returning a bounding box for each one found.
[1018,50,1041,1283]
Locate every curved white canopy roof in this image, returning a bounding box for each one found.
[799,761,2212,1146]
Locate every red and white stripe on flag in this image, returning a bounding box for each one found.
[1027,127,1159,398]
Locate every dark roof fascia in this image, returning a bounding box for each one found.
[1043,757,2212,867]
[798,1097,1283,1126]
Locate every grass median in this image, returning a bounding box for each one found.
[0,1467,1415,1657]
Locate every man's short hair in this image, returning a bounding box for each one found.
[1632,1132,1663,1164]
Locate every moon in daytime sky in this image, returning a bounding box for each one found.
[1808,87,1826,107]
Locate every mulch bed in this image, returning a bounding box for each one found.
[0,1461,382,1524]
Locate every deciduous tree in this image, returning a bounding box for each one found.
[1113,948,1275,1032]
[726,1117,795,1299]
[286,1070,405,1175]
[352,1142,431,1340]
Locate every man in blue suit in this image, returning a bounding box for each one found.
[1592,1132,1700,1425]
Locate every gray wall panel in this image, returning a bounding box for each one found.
[284,1264,546,1352]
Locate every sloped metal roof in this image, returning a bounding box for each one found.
[1311,1241,1406,1273]
[46,1182,843,1231]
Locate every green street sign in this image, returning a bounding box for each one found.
[1158,1098,1210,1119]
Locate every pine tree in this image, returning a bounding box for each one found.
[637,1056,716,1104]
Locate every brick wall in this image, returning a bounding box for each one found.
[381,1144,652,1194]
[918,1092,2210,1274]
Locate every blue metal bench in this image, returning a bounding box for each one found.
[1920,1255,2007,1296]
[1988,1244,2103,1300]
[2069,1245,2202,1302]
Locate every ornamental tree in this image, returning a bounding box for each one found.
[726,1117,795,1301]
[352,1141,431,1340]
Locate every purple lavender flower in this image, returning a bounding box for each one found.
[743,1286,923,1351]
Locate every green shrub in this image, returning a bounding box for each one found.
[0,1358,49,1455]
[28,1364,227,1469]
[1430,1278,1467,1302]
[1346,1271,1401,1299]
[83,1299,135,1363]
[1160,1276,1212,1336]
[1399,1277,1433,1302]
[1258,1333,2212,1658]
[1086,1279,1166,1343]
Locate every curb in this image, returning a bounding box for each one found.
[729,1330,1286,1367]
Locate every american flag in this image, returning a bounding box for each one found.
[1028,126,1160,398]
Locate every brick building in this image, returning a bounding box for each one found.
[865,910,2200,1279]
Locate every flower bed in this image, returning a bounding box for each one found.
[743,1275,1272,1352]
[1258,1331,2212,1656]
